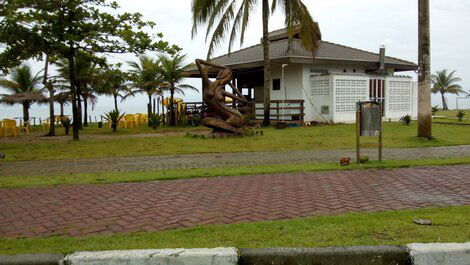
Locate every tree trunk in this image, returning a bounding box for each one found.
[170,88,176,126]
[114,93,118,112]
[43,55,55,136]
[68,49,80,140]
[22,101,30,128]
[83,95,88,127]
[262,0,271,126]
[60,103,64,117]
[47,88,55,136]
[440,92,448,110]
[77,92,83,129]
[417,0,432,139]
[147,93,152,126]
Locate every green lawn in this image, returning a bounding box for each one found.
[435,109,470,118]
[28,122,210,136]
[2,157,470,188]
[1,206,468,255]
[2,122,470,162]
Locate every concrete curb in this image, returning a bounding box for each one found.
[59,248,238,265]
[238,246,411,265]
[0,254,64,265]
[407,242,470,265]
[1,243,469,265]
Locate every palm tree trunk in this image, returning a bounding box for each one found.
[114,93,119,112]
[47,88,55,136]
[77,92,83,129]
[147,93,152,126]
[417,0,432,139]
[83,95,88,127]
[43,55,55,136]
[22,101,30,128]
[262,0,271,126]
[68,49,80,140]
[441,92,448,110]
[60,103,64,117]
[170,88,176,126]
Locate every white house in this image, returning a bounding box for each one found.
[187,28,418,124]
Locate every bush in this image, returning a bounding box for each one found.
[457,110,465,122]
[190,116,201,126]
[148,113,161,129]
[399,114,412,125]
[61,117,72,135]
[431,105,439,116]
[103,110,124,132]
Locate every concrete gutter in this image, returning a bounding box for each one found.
[1,243,469,265]
[238,246,411,265]
[407,243,470,265]
[0,254,64,265]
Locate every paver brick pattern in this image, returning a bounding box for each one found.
[1,145,470,176]
[1,165,469,238]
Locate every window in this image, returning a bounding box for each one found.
[321,105,330,115]
[273,79,281,91]
[310,69,328,75]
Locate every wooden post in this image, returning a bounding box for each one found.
[356,107,361,164]
[276,102,280,122]
[300,101,304,123]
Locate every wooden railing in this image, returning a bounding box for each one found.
[249,100,305,124]
[184,100,305,125]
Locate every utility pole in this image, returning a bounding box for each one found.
[418,0,432,139]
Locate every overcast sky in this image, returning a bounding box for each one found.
[1,0,469,120]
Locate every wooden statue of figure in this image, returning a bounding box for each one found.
[195,59,247,134]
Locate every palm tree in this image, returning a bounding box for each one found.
[55,53,99,128]
[127,56,162,125]
[0,64,44,126]
[191,0,321,126]
[158,53,198,126]
[431,69,465,110]
[97,67,135,112]
[418,0,432,139]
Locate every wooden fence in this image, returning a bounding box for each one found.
[184,100,305,125]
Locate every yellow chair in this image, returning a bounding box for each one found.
[0,121,4,137]
[122,114,137,128]
[135,113,148,126]
[2,119,20,137]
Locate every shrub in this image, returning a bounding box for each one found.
[61,117,72,135]
[190,116,201,126]
[431,105,439,116]
[399,114,412,125]
[457,110,465,122]
[148,113,161,129]
[103,110,125,132]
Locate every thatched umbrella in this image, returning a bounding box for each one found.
[0,92,47,124]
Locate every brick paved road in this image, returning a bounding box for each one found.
[1,165,469,238]
[1,145,470,176]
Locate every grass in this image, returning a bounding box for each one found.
[1,122,470,162]
[28,122,210,136]
[435,109,470,118]
[1,206,468,255]
[2,157,470,188]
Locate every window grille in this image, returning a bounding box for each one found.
[310,78,330,96]
[334,79,368,113]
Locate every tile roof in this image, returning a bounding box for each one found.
[186,37,417,72]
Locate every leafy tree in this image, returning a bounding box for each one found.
[191,0,321,126]
[127,56,163,125]
[158,53,197,126]
[0,64,44,126]
[431,69,466,110]
[0,0,178,140]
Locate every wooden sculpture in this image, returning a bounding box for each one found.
[195,59,248,134]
